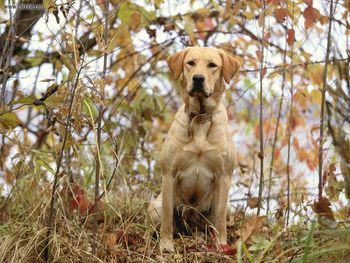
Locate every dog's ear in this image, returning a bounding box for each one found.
[167,48,189,80]
[219,49,241,84]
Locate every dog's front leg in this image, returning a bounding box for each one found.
[213,175,230,245]
[160,175,175,252]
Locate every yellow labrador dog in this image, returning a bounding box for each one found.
[148,47,240,252]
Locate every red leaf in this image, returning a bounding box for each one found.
[303,6,321,29]
[67,185,92,213]
[208,244,237,256]
[292,137,300,150]
[302,0,313,6]
[208,235,237,256]
[196,17,216,40]
[274,8,289,23]
[286,28,295,46]
[267,0,280,5]
[306,158,315,170]
[247,197,260,209]
[256,50,263,60]
[312,197,335,220]
[221,244,237,255]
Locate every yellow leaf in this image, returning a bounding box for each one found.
[310,89,322,105]
[107,27,131,52]
[127,78,141,92]
[0,112,20,129]
[184,16,195,40]
[130,12,141,31]
[155,0,164,9]
[232,1,242,15]
[309,65,323,85]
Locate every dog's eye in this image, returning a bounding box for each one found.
[208,62,217,68]
[187,61,195,66]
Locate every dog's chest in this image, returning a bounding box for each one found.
[175,149,218,209]
[174,121,226,208]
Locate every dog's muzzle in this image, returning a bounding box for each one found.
[189,74,212,98]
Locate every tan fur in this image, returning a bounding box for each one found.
[148,47,240,252]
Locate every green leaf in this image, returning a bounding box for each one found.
[11,95,36,105]
[249,235,271,252]
[24,57,43,67]
[0,112,20,129]
[154,0,164,8]
[119,2,155,25]
[45,95,65,106]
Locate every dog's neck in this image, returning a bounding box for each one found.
[184,91,224,138]
[184,90,223,116]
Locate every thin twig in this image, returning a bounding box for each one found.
[266,40,288,216]
[286,1,296,227]
[318,0,334,201]
[238,57,347,73]
[91,0,110,255]
[257,2,266,216]
[42,71,82,262]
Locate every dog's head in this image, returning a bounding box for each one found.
[167,47,240,107]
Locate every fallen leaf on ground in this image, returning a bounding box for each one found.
[236,216,267,243]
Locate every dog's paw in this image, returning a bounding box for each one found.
[160,238,175,253]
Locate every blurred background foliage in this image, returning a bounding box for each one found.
[0,0,350,261]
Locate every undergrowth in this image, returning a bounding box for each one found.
[0,191,349,263]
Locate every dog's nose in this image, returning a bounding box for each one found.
[192,74,205,85]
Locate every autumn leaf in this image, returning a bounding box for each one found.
[256,50,262,60]
[225,0,232,15]
[65,185,93,214]
[105,233,117,250]
[306,156,317,170]
[312,197,334,218]
[267,0,280,5]
[286,28,295,46]
[195,17,216,40]
[232,1,242,15]
[247,197,260,209]
[130,12,141,31]
[319,15,329,25]
[293,137,300,150]
[302,0,313,6]
[4,170,14,184]
[236,216,266,243]
[298,148,308,162]
[274,8,289,23]
[310,89,322,104]
[312,197,338,228]
[154,0,164,9]
[0,112,21,129]
[325,163,342,201]
[303,6,320,29]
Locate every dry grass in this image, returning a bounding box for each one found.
[0,191,350,263]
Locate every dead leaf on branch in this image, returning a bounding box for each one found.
[247,197,260,209]
[274,8,289,23]
[287,28,295,46]
[302,0,313,6]
[303,6,321,29]
[312,197,338,228]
